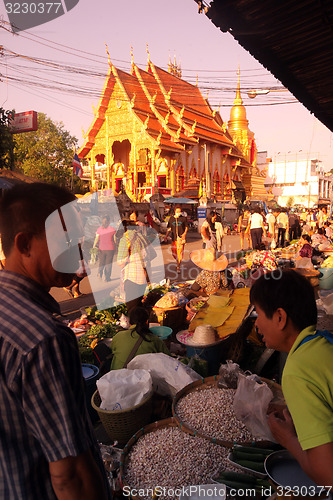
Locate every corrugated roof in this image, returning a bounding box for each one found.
[204,0,333,131]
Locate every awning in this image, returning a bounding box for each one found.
[164,197,197,204]
[231,180,245,191]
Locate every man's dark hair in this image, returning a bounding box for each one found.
[250,269,317,331]
[0,183,75,257]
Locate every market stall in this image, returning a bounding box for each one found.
[65,262,328,498]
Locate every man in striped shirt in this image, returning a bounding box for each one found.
[0,183,111,500]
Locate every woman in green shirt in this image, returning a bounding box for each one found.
[110,307,170,370]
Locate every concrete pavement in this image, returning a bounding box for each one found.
[51,231,248,319]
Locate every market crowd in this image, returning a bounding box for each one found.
[0,184,332,500]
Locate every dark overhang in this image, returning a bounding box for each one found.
[199,0,333,132]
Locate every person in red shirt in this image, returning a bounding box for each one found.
[93,215,116,282]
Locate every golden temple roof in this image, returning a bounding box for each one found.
[78,55,237,158]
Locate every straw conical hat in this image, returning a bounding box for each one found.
[190,248,228,272]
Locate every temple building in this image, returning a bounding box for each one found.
[78,52,267,202]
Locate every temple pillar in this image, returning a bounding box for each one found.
[151,149,156,189]
[171,159,176,195]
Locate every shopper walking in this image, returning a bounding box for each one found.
[246,207,266,250]
[165,206,188,273]
[93,215,116,282]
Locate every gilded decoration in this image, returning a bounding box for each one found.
[79,55,263,199]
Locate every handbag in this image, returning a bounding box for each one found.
[176,219,186,247]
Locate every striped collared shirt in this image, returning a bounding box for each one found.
[0,271,111,499]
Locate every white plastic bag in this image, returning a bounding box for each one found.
[127,353,201,397]
[96,369,152,411]
[233,373,276,442]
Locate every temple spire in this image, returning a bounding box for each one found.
[131,45,134,73]
[228,66,249,133]
[105,43,111,67]
[234,65,243,105]
[146,43,150,71]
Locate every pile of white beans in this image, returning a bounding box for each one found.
[175,386,254,443]
[124,426,235,499]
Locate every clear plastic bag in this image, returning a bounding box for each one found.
[218,360,243,389]
[233,373,277,442]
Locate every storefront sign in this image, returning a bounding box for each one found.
[197,208,207,218]
[10,111,38,134]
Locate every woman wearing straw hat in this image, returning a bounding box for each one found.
[190,248,229,295]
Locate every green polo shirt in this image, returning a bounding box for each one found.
[110,328,170,370]
[282,325,333,450]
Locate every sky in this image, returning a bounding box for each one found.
[1,0,332,170]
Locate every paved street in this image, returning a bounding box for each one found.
[51,231,249,319]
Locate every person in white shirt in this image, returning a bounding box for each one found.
[246,208,266,249]
[277,209,289,248]
[267,211,276,240]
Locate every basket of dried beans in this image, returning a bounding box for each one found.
[172,376,280,448]
[120,417,235,500]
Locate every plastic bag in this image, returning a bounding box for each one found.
[117,313,130,329]
[96,369,152,411]
[218,360,243,389]
[233,373,277,442]
[127,353,201,397]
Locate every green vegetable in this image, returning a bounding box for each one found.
[236,459,266,473]
[217,471,257,485]
[232,450,267,462]
[233,446,275,456]
[84,304,128,323]
[219,479,258,492]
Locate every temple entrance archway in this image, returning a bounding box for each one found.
[112,140,131,167]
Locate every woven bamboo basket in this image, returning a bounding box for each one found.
[172,375,282,448]
[91,390,153,446]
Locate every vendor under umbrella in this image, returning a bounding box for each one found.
[190,248,229,295]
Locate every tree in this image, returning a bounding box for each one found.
[0,108,15,169]
[14,113,78,186]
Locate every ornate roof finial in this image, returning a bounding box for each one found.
[146,42,150,70]
[105,43,111,67]
[168,53,172,73]
[131,45,134,72]
[206,89,209,100]
[234,64,243,105]
[196,73,199,86]
[130,93,136,108]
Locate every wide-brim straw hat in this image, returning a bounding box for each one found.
[176,325,223,347]
[190,248,228,272]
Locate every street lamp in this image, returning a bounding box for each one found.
[247,88,289,98]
